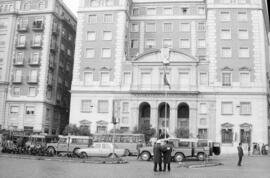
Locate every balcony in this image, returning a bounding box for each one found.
[12,76,23,84]
[28,58,40,66]
[31,40,42,48]
[27,76,39,84]
[32,21,44,31]
[13,58,24,66]
[16,41,27,49]
[17,24,28,32]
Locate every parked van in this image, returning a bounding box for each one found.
[139,138,221,162]
[46,135,93,155]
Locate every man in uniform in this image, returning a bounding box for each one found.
[153,141,162,172]
[162,140,173,171]
[237,142,244,166]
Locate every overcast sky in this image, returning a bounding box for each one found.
[63,0,79,16]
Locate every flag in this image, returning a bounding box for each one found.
[164,73,171,89]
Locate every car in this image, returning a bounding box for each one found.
[77,142,127,158]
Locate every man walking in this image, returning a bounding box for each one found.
[136,140,143,160]
[237,142,244,166]
[153,141,162,172]
[162,140,173,171]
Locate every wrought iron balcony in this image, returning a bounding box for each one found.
[16,41,27,49]
[13,58,24,66]
[32,21,44,31]
[31,40,42,48]
[27,76,39,84]
[28,58,40,66]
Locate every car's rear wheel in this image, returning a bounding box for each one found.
[81,152,88,158]
[174,153,185,162]
[197,152,205,161]
[124,149,130,156]
[140,151,151,161]
[73,148,80,156]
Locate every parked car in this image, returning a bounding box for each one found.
[46,135,92,155]
[78,142,127,158]
[139,138,221,162]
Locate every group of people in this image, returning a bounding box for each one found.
[153,140,173,172]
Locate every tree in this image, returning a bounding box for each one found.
[133,125,156,143]
[62,124,92,136]
[175,128,189,138]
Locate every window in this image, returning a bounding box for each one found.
[31,53,40,64]
[222,72,232,86]
[88,15,97,24]
[13,87,20,96]
[238,0,246,4]
[239,47,249,58]
[23,2,30,10]
[198,7,205,14]
[179,23,190,32]
[221,128,233,143]
[131,39,139,48]
[98,100,109,113]
[122,117,129,124]
[18,35,26,45]
[25,106,35,115]
[123,72,131,86]
[240,102,251,115]
[197,23,205,32]
[14,70,22,82]
[122,102,129,113]
[87,31,96,41]
[145,39,156,48]
[240,72,250,86]
[28,87,36,97]
[200,103,207,114]
[132,8,139,16]
[18,18,28,28]
[220,0,231,3]
[238,12,248,21]
[220,29,231,39]
[100,72,110,85]
[84,71,93,86]
[221,102,233,115]
[85,48,95,58]
[220,12,230,21]
[102,48,111,58]
[141,72,151,88]
[29,70,38,82]
[181,7,189,15]
[90,0,99,6]
[39,1,45,9]
[198,129,208,139]
[147,8,156,15]
[103,14,113,23]
[145,23,156,32]
[163,39,173,48]
[199,118,207,126]
[163,8,173,15]
[81,100,92,113]
[238,29,248,39]
[131,24,139,32]
[163,23,173,32]
[221,47,232,58]
[103,31,112,40]
[0,67,2,80]
[179,72,189,87]
[197,39,206,48]
[199,72,208,85]
[10,106,19,115]
[16,52,24,64]
[105,0,113,6]
[179,39,190,48]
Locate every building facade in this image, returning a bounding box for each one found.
[0,0,77,135]
[70,0,270,153]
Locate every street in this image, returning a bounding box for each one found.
[0,155,269,178]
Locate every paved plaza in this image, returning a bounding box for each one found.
[0,155,269,178]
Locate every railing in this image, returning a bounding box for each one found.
[12,76,23,83]
[28,58,40,66]
[16,41,26,49]
[131,84,198,92]
[32,22,44,31]
[27,76,39,84]
[31,40,42,48]
[13,58,24,66]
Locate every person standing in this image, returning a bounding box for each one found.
[153,141,162,172]
[237,142,244,166]
[136,140,143,160]
[248,144,251,156]
[162,140,173,171]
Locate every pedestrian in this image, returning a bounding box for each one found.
[265,144,269,155]
[136,140,143,160]
[153,141,162,172]
[237,142,244,166]
[162,140,173,171]
[248,144,251,156]
[258,144,261,155]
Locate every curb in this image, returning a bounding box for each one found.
[177,162,223,168]
[0,154,128,164]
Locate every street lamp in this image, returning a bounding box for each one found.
[111,99,120,158]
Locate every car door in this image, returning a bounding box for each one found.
[57,137,68,152]
[88,143,101,157]
[101,143,112,156]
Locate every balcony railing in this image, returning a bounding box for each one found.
[27,76,39,84]
[12,76,23,83]
[32,21,44,31]
[13,58,24,66]
[16,41,27,49]
[31,40,42,48]
[130,84,198,93]
[28,58,40,66]
[17,24,28,32]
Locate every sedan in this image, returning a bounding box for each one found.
[77,142,127,158]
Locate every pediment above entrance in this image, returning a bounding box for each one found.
[133,49,198,64]
[221,122,234,128]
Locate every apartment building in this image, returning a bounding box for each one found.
[0,0,76,135]
[70,0,270,153]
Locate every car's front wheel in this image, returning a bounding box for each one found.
[174,153,185,162]
[80,152,88,158]
[197,152,205,161]
[140,151,151,161]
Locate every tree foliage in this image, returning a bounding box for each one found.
[62,124,92,136]
[175,128,189,138]
[132,125,156,143]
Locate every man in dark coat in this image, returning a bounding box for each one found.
[162,140,173,171]
[237,142,244,166]
[153,142,162,172]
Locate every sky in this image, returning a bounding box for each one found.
[63,0,79,16]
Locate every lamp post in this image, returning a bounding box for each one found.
[111,99,120,158]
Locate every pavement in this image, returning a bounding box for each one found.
[0,154,269,178]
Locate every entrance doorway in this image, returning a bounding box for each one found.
[138,102,151,130]
[158,102,170,130]
[177,103,189,138]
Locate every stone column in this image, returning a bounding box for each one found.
[169,107,177,135]
[131,107,139,130]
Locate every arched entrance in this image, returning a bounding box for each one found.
[177,103,189,138]
[138,102,151,130]
[158,102,170,129]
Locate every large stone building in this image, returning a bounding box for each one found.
[0,0,76,135]
[70,0,270,153]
